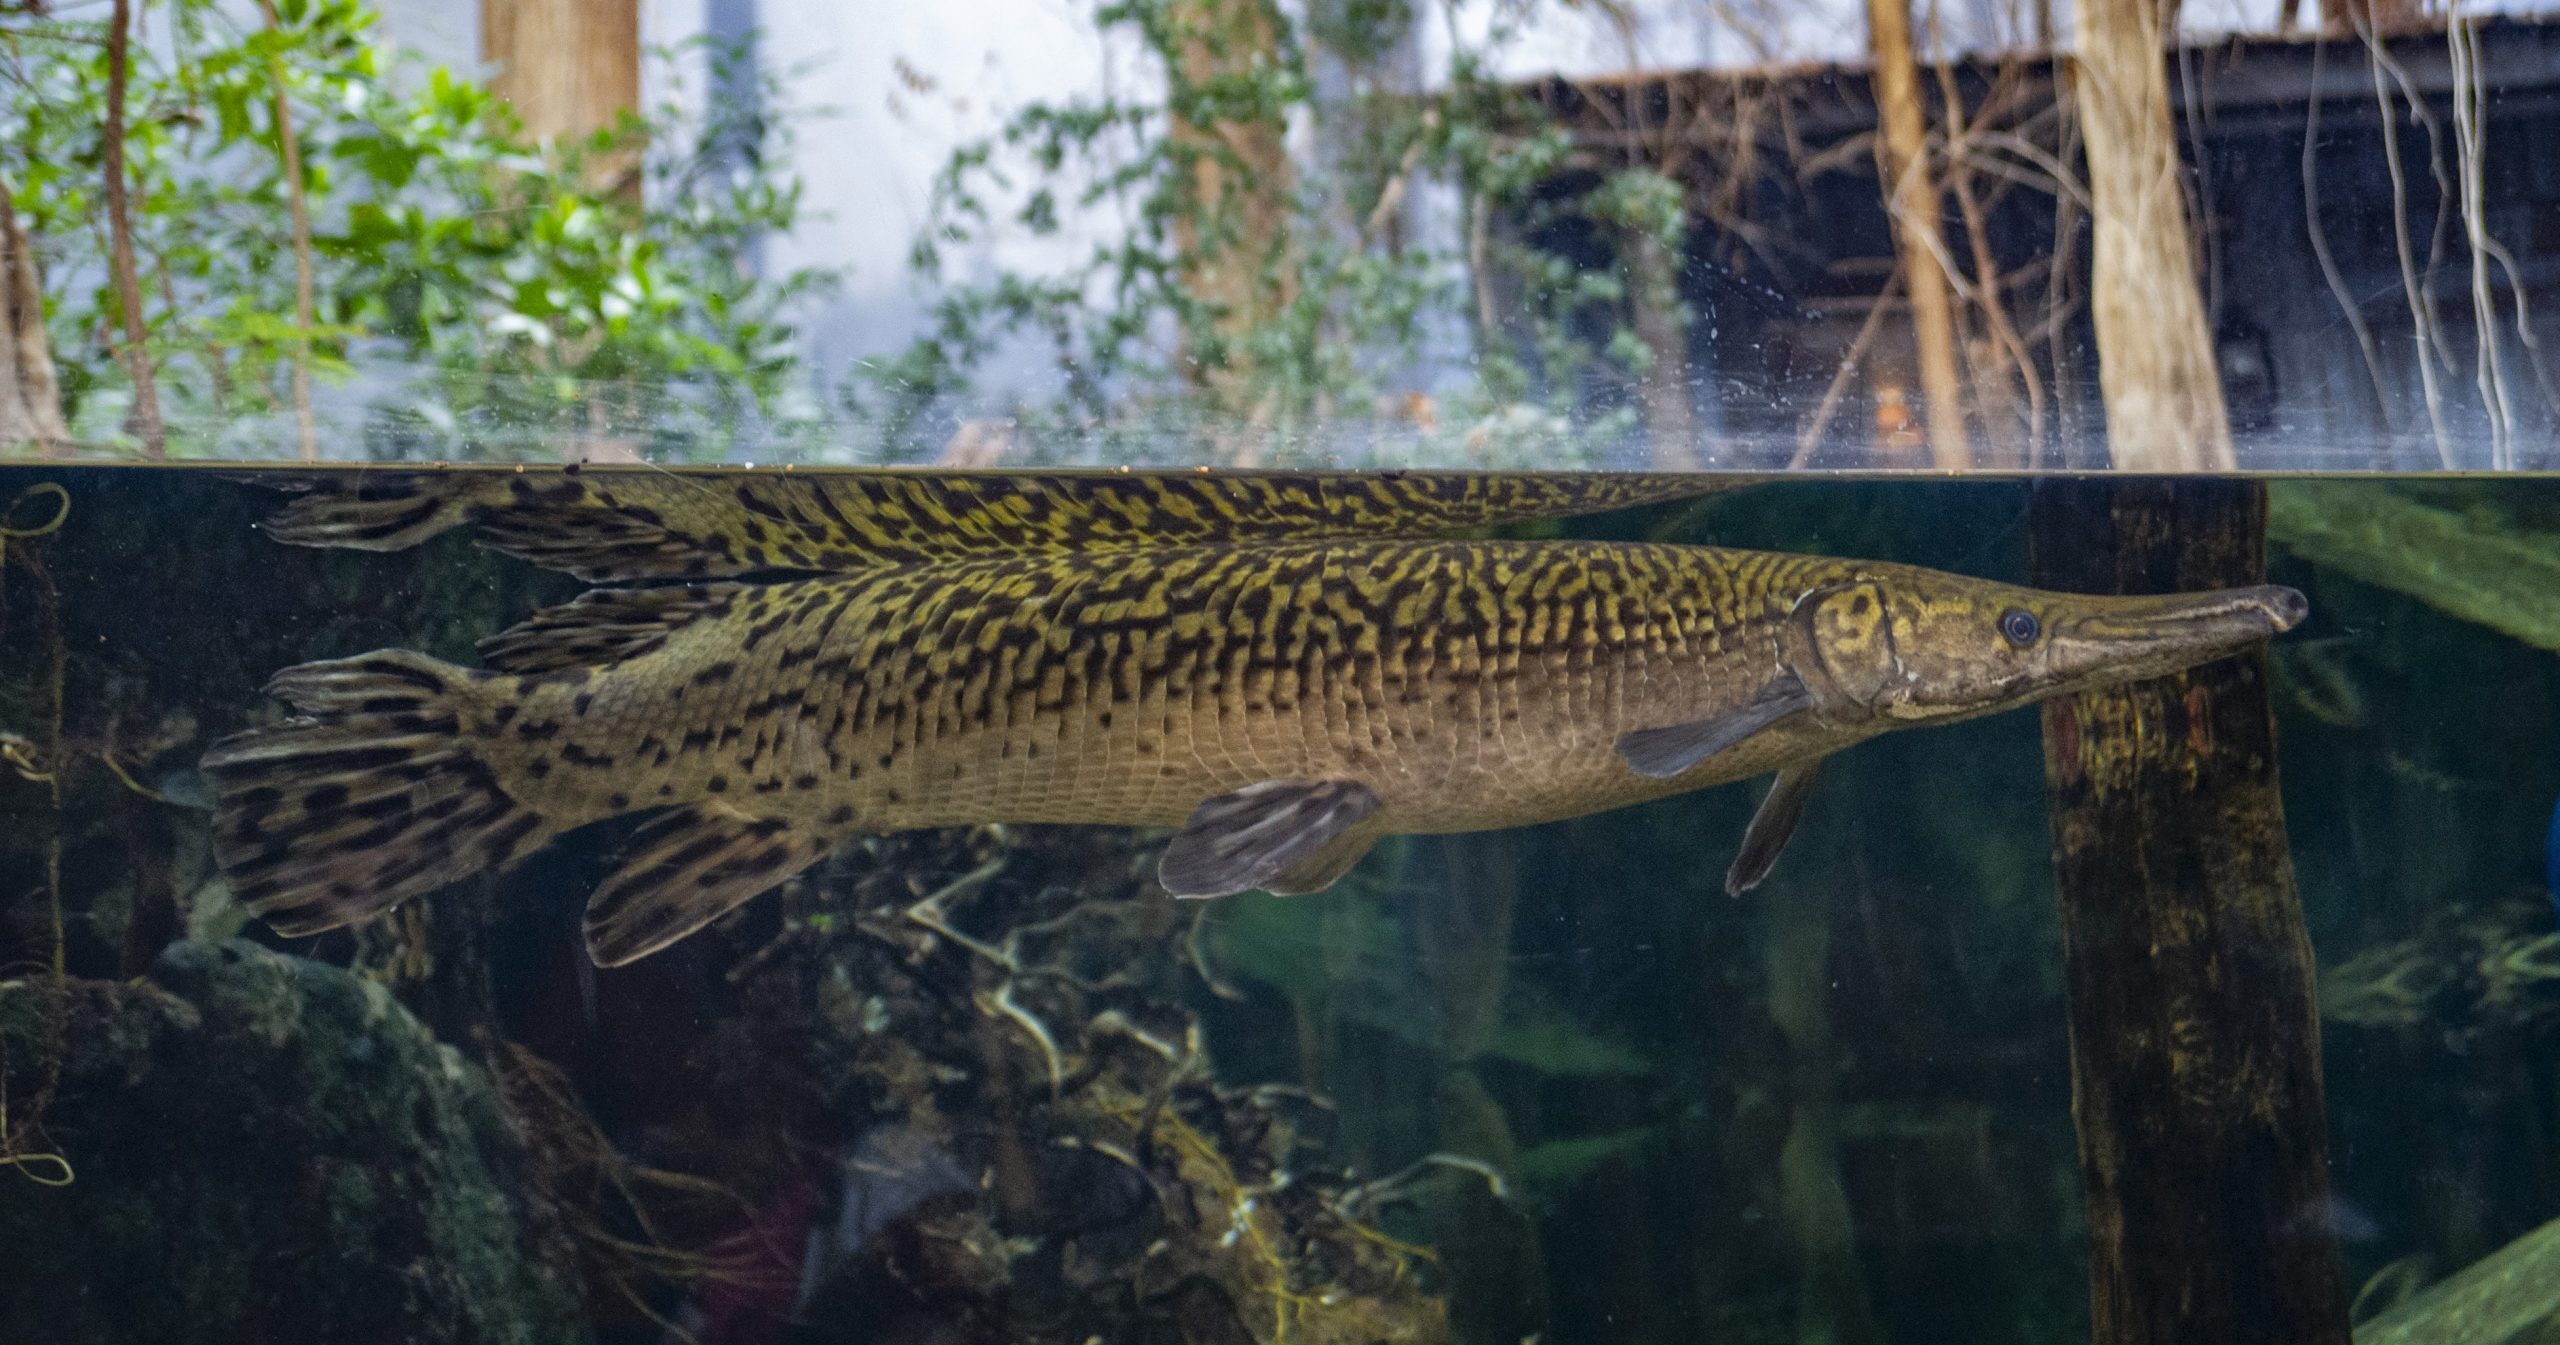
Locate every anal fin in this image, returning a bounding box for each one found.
[1725,760,1822,896]
[1159,779,1381,899]
[584,803,831,966]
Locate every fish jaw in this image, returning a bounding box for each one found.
[2028,584,2308,696]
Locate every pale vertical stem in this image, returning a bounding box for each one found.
[2073,0,2235,470]
[2362,19,2455,466]
[103,0,165,458]
[2446,4,2517,468]
[1865,0,1970,467]
[255,0,320,463]
[2298,32,2395,442]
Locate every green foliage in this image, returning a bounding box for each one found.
[859,0,1680,465]
[2270,481,2560,652]
[0,2,833,459]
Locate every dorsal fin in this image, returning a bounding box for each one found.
[256,469,1729,583]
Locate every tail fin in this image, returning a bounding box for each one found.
[202,650,561,939]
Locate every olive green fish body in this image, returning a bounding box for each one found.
[479,540,1866,846]
[208,470,2305,967]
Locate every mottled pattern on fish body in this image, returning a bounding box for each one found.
[490,539,1861,840]
[262,468,1731,580]
[210,468,2305,968]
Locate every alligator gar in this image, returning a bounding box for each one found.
[204,470,2305,966]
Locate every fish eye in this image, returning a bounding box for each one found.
[1998,608,2042,647]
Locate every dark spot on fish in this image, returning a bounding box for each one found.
[794,774,819,791]
[514,720,561,741]
[707,776,729,793]
[826,805,855,825]
[573,691,595,716]
[526,758,552,779]
[306,782,349,812]
[694,661,738,687]
[491,704,520,728]
[608,793,630,810]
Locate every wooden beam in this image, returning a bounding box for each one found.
[2029,477,2350,1345]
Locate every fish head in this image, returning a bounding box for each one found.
[1790,567,2308,724]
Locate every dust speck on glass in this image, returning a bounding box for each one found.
[3,2,2559,1343]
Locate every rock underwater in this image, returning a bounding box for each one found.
[0,939,587,1345]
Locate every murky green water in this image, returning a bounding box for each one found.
[1,465,2555,1345]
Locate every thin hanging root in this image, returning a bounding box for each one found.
[0,1083,72,1187]
[0,482,72,1189]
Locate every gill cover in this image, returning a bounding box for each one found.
[1786,579,1908,719]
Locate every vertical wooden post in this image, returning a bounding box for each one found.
[1864,0,1969,468]
[2074,0,2234,470]
[2029,478,2349,1345]
[479,0,641,144]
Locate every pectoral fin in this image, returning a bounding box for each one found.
[584,803,831,967]
[1262,824,1382,895]
[1159,779,1382,899]
[1615,677,1812,780]
[1725,761,1822,896]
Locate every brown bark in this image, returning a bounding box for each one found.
[479,0,642,144]
[255,0,320,462]
[2029,478,2349,1345]
[1166,0,1296,421]
[102,0,164,458]
[2074,0,2234,470]
[0,180,70,457]
[1865,0,1968,468]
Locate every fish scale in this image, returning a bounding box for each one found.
[207,470,2305,968]
[469,540,1843,841]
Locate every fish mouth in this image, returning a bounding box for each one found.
[2056,583,2309,678]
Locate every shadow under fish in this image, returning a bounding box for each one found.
[203,470,2305,966]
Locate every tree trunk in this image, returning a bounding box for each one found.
[1626,229,1701,469]
[1865,0,1969,468]
[0,180,70,458]
[103,0,165,459]
[479,0,641,145]
[2074,0,2235,470]
[1166,0,1296,426]
[2029,478,2348,1345]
